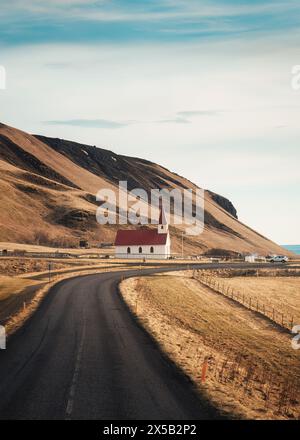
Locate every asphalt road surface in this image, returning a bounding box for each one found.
[0,263,284,420]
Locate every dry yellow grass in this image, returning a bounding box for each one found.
[0,275,42,326]
[0,242,114,255]
[120,274,300,420]
[217,276,300,326]
[0,276,39,301]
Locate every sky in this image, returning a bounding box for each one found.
[0,0,299,244]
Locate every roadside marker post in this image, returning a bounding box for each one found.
[0,326,6,350]
[48,262,54,283]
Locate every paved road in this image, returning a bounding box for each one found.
[0,263,284,420]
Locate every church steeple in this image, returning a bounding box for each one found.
[158,202,168,234]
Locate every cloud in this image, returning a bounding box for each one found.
[2,33,300,243]
[157,116,190,124]
[156,110,220,124]
[46,114,212,128]
[45,113,219,128]
[1,0,300,47]
[3,0,299,24]
[177,110,220,117]
[44,118,130,129]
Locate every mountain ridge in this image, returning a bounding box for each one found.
[0,122,291,256]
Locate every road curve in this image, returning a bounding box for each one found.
[0,263,284,420]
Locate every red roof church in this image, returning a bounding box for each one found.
[114,206,171,259]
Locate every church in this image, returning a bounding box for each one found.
[114,206,171,259]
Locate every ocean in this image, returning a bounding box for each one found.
[282,245,300,255]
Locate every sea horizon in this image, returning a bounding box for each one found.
[282,244,300,255]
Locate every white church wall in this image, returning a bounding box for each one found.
[115,244,169,259]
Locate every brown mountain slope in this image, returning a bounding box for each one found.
[0,122,290,256]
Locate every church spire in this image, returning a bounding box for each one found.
[158,201,168,234]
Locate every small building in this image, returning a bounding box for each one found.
[245,254,266,263]
[115,207,171,259]
[245,254,257,263]
[79,239,89,249]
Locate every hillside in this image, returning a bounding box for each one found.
[0,122,290,256]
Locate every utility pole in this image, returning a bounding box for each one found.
[181,231,184,259]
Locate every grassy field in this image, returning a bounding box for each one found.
[121,273,300,420]
[0,276,39,301]
[0,256,130,277]
[215,276,300,326]
[0,276,41,325]
[0,241,114,255]
[0,257,81,276]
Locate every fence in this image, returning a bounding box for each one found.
[187,270,299,415]
[193,270,295,331]
[191,345,299,416]
[133,270,299,416]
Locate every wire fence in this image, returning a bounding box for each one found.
[190,345,299,416]
[188,270,300,416]
[193,270,295,331]
[130,270,299,417]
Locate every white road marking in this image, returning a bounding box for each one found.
[65,315,86,420]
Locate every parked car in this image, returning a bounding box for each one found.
[269,255,289,263]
